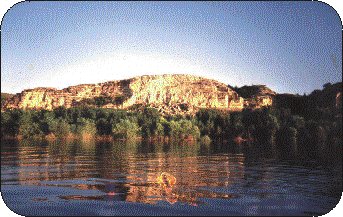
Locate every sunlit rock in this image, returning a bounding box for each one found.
[1,74,274,115]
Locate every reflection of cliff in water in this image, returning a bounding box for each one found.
[6,137,341,208]
[12,139,247,204]
[124,152,245,205]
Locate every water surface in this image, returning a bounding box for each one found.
[1,139,341,216]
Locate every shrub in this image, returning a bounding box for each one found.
[277,126,297,146]
[114,95,125,105]
[1,109,22,136]
[167,119,200,140]
[155,122,165,137]
[200,135,212,145]
[76,118,97,139]
[18,111,42,138]
[137,107,161,137]
[96,118,112,135]
[40,111,57,134]
[53,118,71,137]
[112,118,141,139]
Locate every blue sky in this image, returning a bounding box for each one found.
[1,1,342,94]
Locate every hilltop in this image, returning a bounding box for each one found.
[1,74,274,115]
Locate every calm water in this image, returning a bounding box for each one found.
[1,139,341,216]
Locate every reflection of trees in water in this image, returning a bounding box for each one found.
[15,139,51,184]
[124,149,245,205]
[93,140,140,202]
[79,140,246,205]
[5,137,342,210]
[15,138,99,184]
[99,140,137,170]
[137,140,156,155]
[2,139,21,184]
[12,139,247,205]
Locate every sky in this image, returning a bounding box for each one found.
[1,1,342,94]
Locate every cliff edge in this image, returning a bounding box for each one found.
[1,74,273,115]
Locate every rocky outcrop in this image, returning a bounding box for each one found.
[2,74,274,115]
[233,85,275,109]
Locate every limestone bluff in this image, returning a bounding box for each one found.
[1,74,275,115]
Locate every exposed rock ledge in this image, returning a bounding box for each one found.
[1,74,274,115]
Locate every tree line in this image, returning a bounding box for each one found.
[0,106,201,141]
[1,103,341,151]
[1,82,341,158]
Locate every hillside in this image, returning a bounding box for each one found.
[231,85,276,109]
[274,82,342,118]
[1,93,14,107]
[2,75,340,117]
[2,75,256,115]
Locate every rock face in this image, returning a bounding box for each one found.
[233,85,275,109]
[2,74,273,115]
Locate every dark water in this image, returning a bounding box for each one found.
[1,139,341,216]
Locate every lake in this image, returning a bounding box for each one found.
[1,139,341,216]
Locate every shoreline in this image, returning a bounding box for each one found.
[0,134,247,146]
[0,133,204,144]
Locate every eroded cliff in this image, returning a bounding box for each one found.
[233,85,275,109]
[2,74,273,115]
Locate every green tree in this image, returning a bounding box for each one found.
[18,111,42,138]
[96,118,112,135]
[166,119,200,140]
[108,110,128,126]
[112,118,141,139]
[5,109,22,136]
[67,107,82,124]
[195,108,229,139]
[1,111,12,137]
[114,95,125,105]
[39,111,56,135]
[53,118,71,137]
[54,106,67,119]
[277,126,297,148]
[96,108,110,120]
[155,122,165,137]
[81,107,96,120]
[94,96,113,107]
[169,120,182,138]
[137,107,161,137]
[75,118,97,138]
[229,112,244,138]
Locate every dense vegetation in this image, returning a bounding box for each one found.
[1,93,14,107]
[1,83,341,158]
[0,106,202,141]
